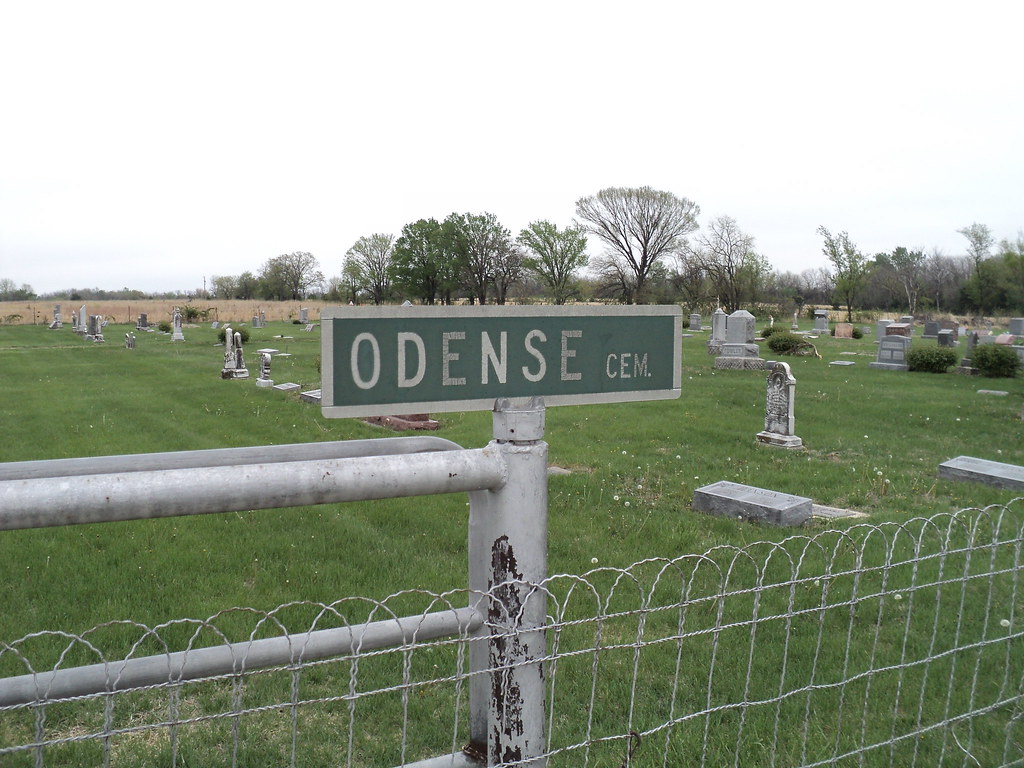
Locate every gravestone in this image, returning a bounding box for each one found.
[220,326,250,379]
[714,309,765,370]
[938,456,1024,491]
[171,308,185,341]
[124,332,136,349]
[693,481,812,526]
[977,334,996,345]
[956,331,979,375]
[791,310,799,330]
[252,315,260,328]
[273,382,301,392]
[755,362,802,448]
[995,333,1015,345]
[256,351,274,388]
[834,323,853,339]
[937,329,956,347]
[304,323,315,332]
[49,304,62,330]
[87,315,105,342]
[940,320,960,335]
[299,388,322,404]
[707,308,727,356]
[922,321,939,338]
[875,319,892,342]
[689,313,702,332]
[211,321,219,330]
[885,323,912,337]
[70,310,79,332]
[869,335,911,371]
[299,308,309,324]
[900,315,914,325]
[813,310,828,333]
[77,305,87,335]
[1009,318,1024,336]
[136,313,149,330]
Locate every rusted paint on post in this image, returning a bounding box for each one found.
[468,397,548,766]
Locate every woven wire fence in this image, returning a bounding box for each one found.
[2,498,1022,767]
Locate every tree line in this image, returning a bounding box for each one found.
[5,187,1021,317]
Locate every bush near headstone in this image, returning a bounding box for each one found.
[972,344,1021,378]
[906,346,958,373]
[766,332,804,355]
[157,321,172,333]
[217,326,250,345]
[760,325,782,338]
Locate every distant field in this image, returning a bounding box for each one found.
[0,299,337,326]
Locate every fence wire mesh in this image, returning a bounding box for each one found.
[2,498,1022,767]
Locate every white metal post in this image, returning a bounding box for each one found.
[467,397,548,766]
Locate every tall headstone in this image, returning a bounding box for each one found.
[869,335,911,371]
[937,329,956,348]
[714,310,765,370]
[875,319,892,342]
[256,351,274,388]
[259,310,267,328]
[78,305,87,335]
[88,315,105,343]
[220,326,250,379]
[791,310,799,330]
[137,313,149,330]
[834,323,854,338]
[922,321,939,338]
[171,308,185,341]
[124,332,136,349]
[813,310,828,333]
[299,307,309,324]
[707,308,727,356]
[689,313,702,332]
[1009,318,1024,337]
[756,361,803,448]
[49,304,62,330]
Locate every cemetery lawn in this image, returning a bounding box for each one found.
[1,321,1022,765]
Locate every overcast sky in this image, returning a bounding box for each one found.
[2,1,1021,296]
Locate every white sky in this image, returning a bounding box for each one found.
[2,1,1021,295]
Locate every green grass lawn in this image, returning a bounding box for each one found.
[0,320,1021,766]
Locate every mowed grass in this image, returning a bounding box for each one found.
[0,319,1022,766]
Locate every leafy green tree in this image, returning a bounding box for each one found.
[343,233,394,305]
[391,218,451,304]
[259,252,324,300]
[517,220,588,304]
[575,186,700,303]
[958,222,995,311]
[444,212,514,305]
[997,232,1024,311]
[818,226,870,321]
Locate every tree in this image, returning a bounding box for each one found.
[878,246,926,314]
[490,239,524,305]
[0,279,35,301]
[817,226,870,321]
[259,252,324,300]
[343,233,394,305]
[517,220,589,304]
[958,223,995,312]
[575,186,700,303]
[445,212,514,305]
[391,218,462,305]
[998,231,1024,311]
[210,274,239,300]
[691,216,766,312]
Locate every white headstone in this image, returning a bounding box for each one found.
[756,361,802,448]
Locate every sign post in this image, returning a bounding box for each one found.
[321,305,681,417]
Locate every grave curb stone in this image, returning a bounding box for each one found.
[937,456,1024,491]
[693,480,812,526]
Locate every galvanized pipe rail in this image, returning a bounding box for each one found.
[0,402,551,767]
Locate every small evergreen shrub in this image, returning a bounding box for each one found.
[217,326,250,344]
[973,344,1021,378]
[851,326,864,339]
[761,325,781,338]
[766,332,803,354]
[157,321,171,333]
[907,346,957,373]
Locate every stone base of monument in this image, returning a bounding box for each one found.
[221,369,250,379]
[363,414,440,431]
[706,341,723,356]
[714,356,766,370]
[867,361,908,371]
[256,378,274,388]
[937,456,1024,491]
[755,430,803,449]
[299,389,322,404]
[693,480,812,526]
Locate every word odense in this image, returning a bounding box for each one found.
[321,306,681,418]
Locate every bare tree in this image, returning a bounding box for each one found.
[260,252,324,300]
[575,186,700,303]
[691,216,766,312]
[344,233,395,305]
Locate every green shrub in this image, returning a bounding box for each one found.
[157,321,171,333]
[766,332,803,354]
[852,326,864,339]
[217,326,251,344]
[761,325,780,338]
[973,344,1021,378]
[907,346,957,373]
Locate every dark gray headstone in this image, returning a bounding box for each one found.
[869,335,911,371]
[693,481,812,526]
[938,456,1024,491]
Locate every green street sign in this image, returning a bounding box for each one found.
[321,305,682,417]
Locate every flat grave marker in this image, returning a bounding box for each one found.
[937,456,1024,491]
[693,481,812,526]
